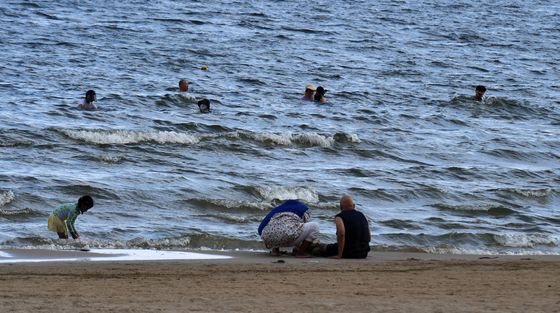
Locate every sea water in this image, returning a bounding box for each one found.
[0,1,559,254]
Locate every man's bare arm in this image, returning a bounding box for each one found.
[335,217,345,258]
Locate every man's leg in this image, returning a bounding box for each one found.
[321,243,338,257]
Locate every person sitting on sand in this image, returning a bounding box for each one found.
[319,195,370,259]
[302,84,316,101]
[258,200,319,257]
[314,86,327,103]
[47,195,94,239]
[474,85,486,101]
[79,90,97,111]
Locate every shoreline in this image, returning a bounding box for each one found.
[1,248,559,312]
[1,247,560,264]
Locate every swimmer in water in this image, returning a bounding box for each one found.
[179,79,189,92]
[314,86,327,103]
[79,90,97,111]
[302,84,316,101]
[474,85,486,101]
[197,99,210,113]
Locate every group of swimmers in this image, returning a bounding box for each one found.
[302,84,487,103]
[77,81,486,114]
[77,79,211,113]
[302,84,327,103]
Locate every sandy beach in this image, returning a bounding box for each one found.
[0,249,559,313]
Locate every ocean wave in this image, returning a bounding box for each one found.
[98,154,125,163]
[0,190,15,207]
[234,131,359,148]
[481,148,552,161]
[211,213,260,223]
[214,130,360,148]
[0,207,44,219]
[254,186,320,203]
[0,140,33,147]
[380,219,423,230]
[423,247,558,255]
[1,235,262,251]
[493,188,554,199]
[52,184,121,200]
[447,96,557,120]
[433,203,517,216]
[57,128,359,148]
[493,233,558,248]
[379,232,560,254]
[59,129,200,145]
[185,198,273,212]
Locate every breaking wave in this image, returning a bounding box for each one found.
[57,128,360,148]
[433,203,517,216]
[493,233,559,248]
[0,207,44,219]
[494,188,554,199]
[0,190,15,207]
[254,186,320,203]
[59,129,200,145]
[2,234,263,251]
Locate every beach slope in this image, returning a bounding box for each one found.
[0,250,559,313]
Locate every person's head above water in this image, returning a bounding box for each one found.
[314,86,327,103]
[305,84,316,93]
[474,85,486,101]
[302,84,316,101]
[197,99,210,113]
[179,79,189,92]
[85,90,96,104]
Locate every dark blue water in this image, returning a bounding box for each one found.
[1,0,559,254]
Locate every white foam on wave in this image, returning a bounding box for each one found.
[62,129,200,145]
[0,249,231,263]
[205,199,273,211]
[291,133,335,147]
[424,246,558,255]
[0,190,15,207]
[510,188,552,198]
[256,186,319,203]
[251,132,293,145]
[61,128,360,148]
[494,233,558,248]
[99,154,123,163]
[237,131,359,148]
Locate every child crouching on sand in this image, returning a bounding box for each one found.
[47,195,94,239]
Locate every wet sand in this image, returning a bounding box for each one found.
[1,249,559,313]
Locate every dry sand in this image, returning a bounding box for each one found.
[1,250,559,313]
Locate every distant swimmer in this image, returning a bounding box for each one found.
[178,79,198,103]
[302,84,316,101]
[474,85,487,101]
[314,86,327,103]
[79,90,97,111]
[197,99,211,113]
[179,79,189,92]
[47,195,94,240]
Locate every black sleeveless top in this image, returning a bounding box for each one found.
[336,210,370,258]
